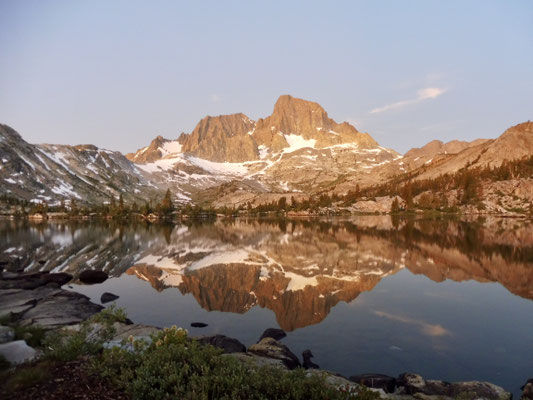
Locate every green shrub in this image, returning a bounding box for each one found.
[13,325,47,348]
[96,326,378,400]
[43,306,125,362]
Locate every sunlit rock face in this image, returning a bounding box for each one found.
[3,217,533,331]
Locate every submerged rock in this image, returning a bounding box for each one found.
[248,337,300,370]
[196,334,246,353]
[100,292,120,304]
[79,270,108,284]
[0,340,36,364]
[190,322,208,328]
[258,327,286,342]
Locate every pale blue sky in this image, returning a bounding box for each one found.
[0,0,531,154]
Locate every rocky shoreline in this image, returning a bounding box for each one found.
[0,269,529,399]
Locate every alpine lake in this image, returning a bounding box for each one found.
[1,215,532,397]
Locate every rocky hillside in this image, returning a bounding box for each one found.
[0,124,158,205]
[395,121,533,182]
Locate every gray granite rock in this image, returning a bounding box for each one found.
[0,340,36,364]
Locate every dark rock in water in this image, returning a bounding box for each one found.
[38,260,46,265]
[124,318,134,325]
[350,373,397,393]
[190,322,208,328]
[197,334,246,353]
[79,270,108,284]
[44,273,73,286]
[522,379,533,399]
[522,378,533,390]
[100,292,120,304]
[302,349,319,369]
[258,327,286,342]
[248,337,301,370]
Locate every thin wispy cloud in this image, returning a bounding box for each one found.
[209,93,220,102]
[369,87,447,114]
[374,310,451,337]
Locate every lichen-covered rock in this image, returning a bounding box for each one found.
[247,337,301,369]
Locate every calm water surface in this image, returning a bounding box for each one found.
[2,216,533,396]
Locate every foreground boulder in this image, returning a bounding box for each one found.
[79,270,108,284]
[258,327,286,342]
[248,337,300,369]
[196,334,246,353]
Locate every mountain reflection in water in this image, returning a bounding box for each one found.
[2,216,533,331]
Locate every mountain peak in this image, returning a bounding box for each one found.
[253,95,377,151]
